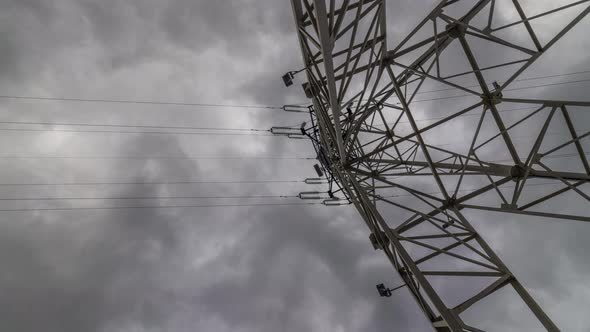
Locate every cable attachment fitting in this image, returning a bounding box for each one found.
[282,67,306,87]
[482,81,503,106]
[376,283,407,298]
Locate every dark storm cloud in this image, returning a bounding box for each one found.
[0,1,588,332]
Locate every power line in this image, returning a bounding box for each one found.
[2,76,585,137]
[0,127,275,136]
[0,202,322,213]
[0,194,299,201]
[0,95,283,110]
[9,178,565,208]
[0,120,270,132]
[3,70,588,110]
[0,155,315,160]
[0,179,308,186]
[0,114,507,135]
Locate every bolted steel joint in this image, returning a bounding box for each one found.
[386,129,395,140]
[510,164,526,178]
[382,51,395,66]
[481,91,503,107]
[445,23,466,39]
[442,197,457,209]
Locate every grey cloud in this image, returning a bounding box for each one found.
[0,1,589,332]
[0,136,200,332]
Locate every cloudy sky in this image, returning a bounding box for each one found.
[0,0,589,331]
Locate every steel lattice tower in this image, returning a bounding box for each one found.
[287,0,590,331]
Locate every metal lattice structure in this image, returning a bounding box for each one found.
[288,0,590,331]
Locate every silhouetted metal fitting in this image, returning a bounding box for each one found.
[376,283,392,297]
[346,106,353,117]
[299,122,307,135]
[282,72,295,87]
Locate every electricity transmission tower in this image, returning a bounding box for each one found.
[287,0,590,331]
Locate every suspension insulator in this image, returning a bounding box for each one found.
[298,191,325,200]
[323,198,351,206]
[287,134,306,139]
[270,126,305,138]
[304,178,327,185]
[282,105,309,113]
